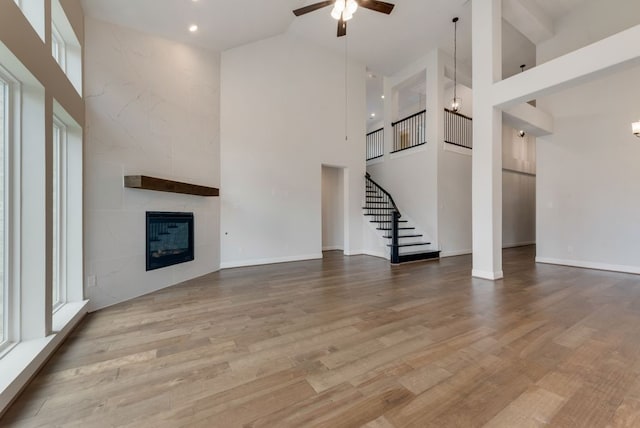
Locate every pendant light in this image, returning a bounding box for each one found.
[518,65,526,138]
[451,17,461,113]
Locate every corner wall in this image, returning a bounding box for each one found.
[220,34,366,268]
[536,0,640,274]
[537,66,640,272]
[502,126,536,248]
[84,18,221,310]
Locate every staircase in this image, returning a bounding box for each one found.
[365,173,440,264]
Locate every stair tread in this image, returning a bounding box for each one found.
[388,242,431,248]
[400,250,440,256]
[383,234,423,239]
[377,227,415,230]
[374,220,408,224]
[395,250,441,264]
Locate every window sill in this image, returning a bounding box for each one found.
[0,300,88,416]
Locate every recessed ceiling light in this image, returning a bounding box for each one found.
[370,113,376,117]
[381,95,385,99]
[189,24,198,32]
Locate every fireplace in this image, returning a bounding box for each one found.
[146,212,194,271]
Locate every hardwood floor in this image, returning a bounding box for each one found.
[4,246,640,427]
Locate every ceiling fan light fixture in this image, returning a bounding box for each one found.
[346,0,358,15]
[293,0,394,36]
[331,0,357,21]
[331,0,345,20]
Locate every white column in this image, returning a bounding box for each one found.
[472,0,504,280]
[426,49,445,249]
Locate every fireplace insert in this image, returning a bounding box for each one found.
[146,212,194,271]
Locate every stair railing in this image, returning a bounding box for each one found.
[391,110,426,153]
[366,128,384,161]
[365,173,401,263]
[444,108,473,149]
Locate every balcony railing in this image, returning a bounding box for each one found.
[444,108,473,149]
[392,110,426,153]
[366,128,384,161]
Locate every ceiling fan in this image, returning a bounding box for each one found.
[293,0,395,37]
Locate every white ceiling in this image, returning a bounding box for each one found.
[81,0,584,76]
[534,0,587,22]
[80,0,303,52]
[81,0,475,76]
[81,0,586,120]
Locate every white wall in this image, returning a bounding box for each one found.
[439,84,473,256]
[537,0,640,64]
[321,166,344,251]
[439,146,472,256]
[536,1,640,273]
[502,126,536,248]
[537,66,640,272]
[220,34,366,268]
[84,18,220,310]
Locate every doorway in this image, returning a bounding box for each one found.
[321,166,345,253]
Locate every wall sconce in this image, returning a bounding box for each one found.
[633,121,640,138]
[518,130,526,138]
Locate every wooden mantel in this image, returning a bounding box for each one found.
[124,175,219,197]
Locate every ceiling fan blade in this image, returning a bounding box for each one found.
[356,0,395,14]
[293,1,334,16]
[337,17,347,37]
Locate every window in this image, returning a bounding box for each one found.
[51,0,82,95]
[51,24,65,70]
[0,77,7,347]
[52,118,66,310]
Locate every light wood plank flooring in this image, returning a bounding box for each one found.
[4,246,640,427]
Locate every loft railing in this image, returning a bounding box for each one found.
[365,173,401,263]
[444,108,473,149]
[366,128,384,161]
[392,110,426,153]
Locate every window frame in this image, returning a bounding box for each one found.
[0,66,19,357]
[51,23,66,72]
[52,116,67,312]
[0,77,7,351]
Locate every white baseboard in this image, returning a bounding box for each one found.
[503,241,536,249]
[472,269,504,280]
[535,257,640,275]
[220,253,323,269]
[322,246,343,251]
[343,249,361,256]
[361,249,390,260]
[0,300,88,416]
[440,249,472,258]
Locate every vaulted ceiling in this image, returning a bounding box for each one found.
[81,0,586,76]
